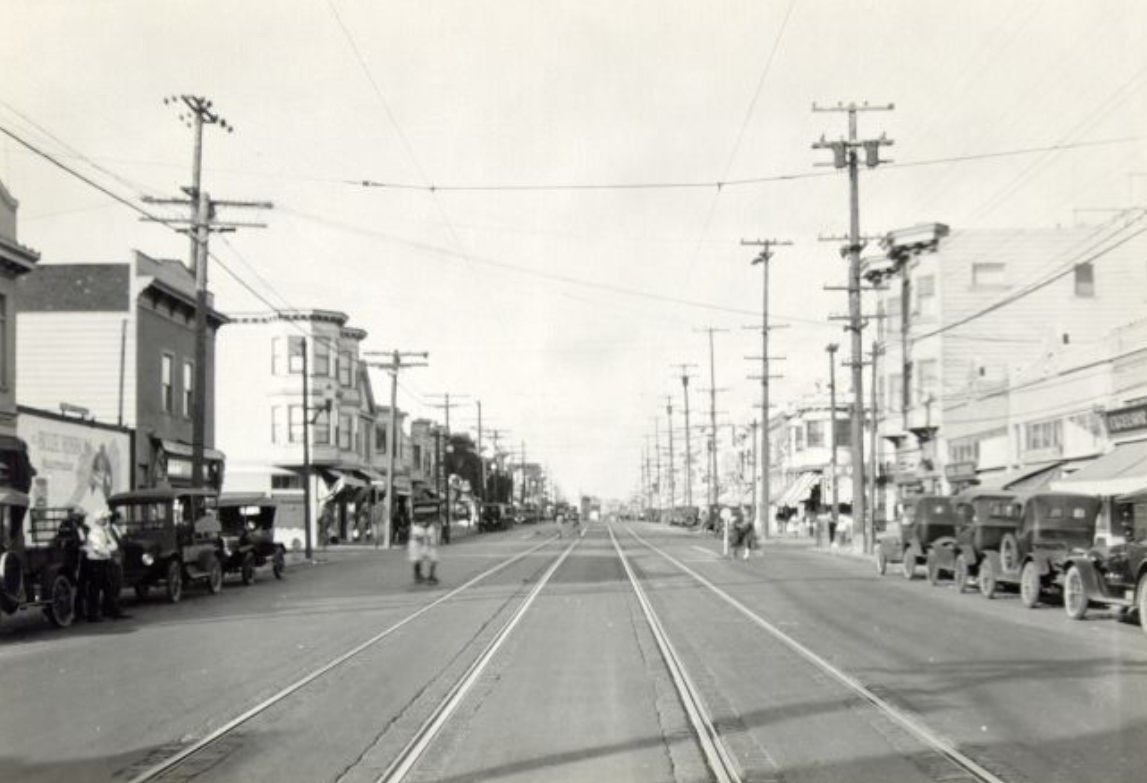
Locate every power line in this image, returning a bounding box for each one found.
[345,136,1144,194]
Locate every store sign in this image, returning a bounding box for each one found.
[1106,403,1147,435]
[945,461,978,481]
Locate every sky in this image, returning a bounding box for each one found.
[2,0,1146,500]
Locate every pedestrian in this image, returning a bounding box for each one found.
[82,510,128,621]
[731,508,755,561]
[408,501,441,585]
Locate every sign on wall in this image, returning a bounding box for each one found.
[17,408,131,515]
[1106,402,1147,436]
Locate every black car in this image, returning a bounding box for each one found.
[109,488,225,603]
[1061,490,1147,631]
[930,489,1018,590]
[875,495,960,580]
[0,491,80,629]
[216,493,287,584]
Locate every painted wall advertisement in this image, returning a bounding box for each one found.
[17,408,132,515]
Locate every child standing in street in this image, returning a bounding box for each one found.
[408,500,441,585]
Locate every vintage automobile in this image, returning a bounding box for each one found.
[928,489,1018,590]
[479,503,513,532]
[976,490,1100,606]
[215,493,286,584]
[109,487,225,603]
[875,495,960,580]
[0,491,80,629]
[1061,491,1147,630]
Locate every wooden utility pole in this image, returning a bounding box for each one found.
[427,392,470,542]
[826,343,840,543]
[665,395,676,517]
[813,100,893,553]
[671,363,697,509]
[362,351,428,548]
[742,239,791,538]
[146,96,272,489]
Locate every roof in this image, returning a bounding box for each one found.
[218,492,278,507]
[18,263,131,311]
[1052,440,1147,497]
[109,487,219,503]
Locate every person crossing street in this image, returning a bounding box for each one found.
[408,500,442,586]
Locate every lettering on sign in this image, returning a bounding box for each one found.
[1106,403,1147,435]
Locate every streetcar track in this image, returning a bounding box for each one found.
[376,535,582,783]
[624,524,1011,783]
[126,534,564,783]
[608,524,742,783]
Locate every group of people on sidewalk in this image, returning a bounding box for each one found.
[66,508,130,621]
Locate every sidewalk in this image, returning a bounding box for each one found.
[757,532,870,562]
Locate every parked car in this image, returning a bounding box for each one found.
[976,491,1100,606]
[931,489,1018,590]
[0,491,80,629]
[1061,491,1147,631]
[109,488,225,603]
[215,493,286,584]
[875,495,960,579]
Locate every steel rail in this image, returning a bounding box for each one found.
[376,535,582,783]
[624,524,1010,783]
[128,534,562,783]
[608,524,741,783]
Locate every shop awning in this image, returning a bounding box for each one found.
[353,468,385,483]
[158,439,226,462]
[977,461,1064,492]
[776,472,819,507]
[1051,440,1147,497]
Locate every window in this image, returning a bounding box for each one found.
[289,405,305,444]
[806,420,826,449]
[313,338,331,376]
[273,336,307,375]
[949,439,979,464]
[338,413,352,450]
[271,474,302,490]
[1024,418,1063,454]
[834,419,851,448]
[161,354,174,413]
[914,274,936,319]
[376,424,388,454]
[972,262,1006,288]
[289,337,305,373]
[339,351,353,386]
[792,425,805,452]
[1074,262,1095,297]
[182,361,194,417]
[915,359,938,406]
[412,443,422,468]
[271,406,284,444]
[313,409,331,445]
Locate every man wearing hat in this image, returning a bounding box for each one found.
[408,500,441,585]
[82,510,128,620]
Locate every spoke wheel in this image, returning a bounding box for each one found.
[165,561,183,604]
[979,558,997,599]
[46,575,75,628]
[1063,566,1087,620]
[206,557,223,595]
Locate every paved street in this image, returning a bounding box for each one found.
[2,519,1145,783]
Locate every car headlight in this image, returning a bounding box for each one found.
[141,553,155,566]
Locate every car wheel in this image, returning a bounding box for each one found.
[273,549,286,580]
[1136,574,1147,637]
[979,558,997,599]
[901,552,916,580]
[241,554,256,586]
[926,553,941,586]
[1063,566,1087,620]
[1020,560,1041,608]
[206,557,223,595]
[165,561,183,604]
[45,574,75,628]
[134,582,150,601]
[875,548,887,576]
[1000,533,1019,574]
[954,554,970,594]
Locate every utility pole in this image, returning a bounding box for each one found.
[869,340,881,531]
[749,419,759,529]
[696,326,728,550]
[742,238,791,539]
[672,363,697,508]
[826,343,840,544]
[665,395,676,516]
[427,392,469,543]
[146,95,272,488]
[813,100,893,553]
[654,417,662,517]
[476,400,485,510]
[363,351,428,549]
